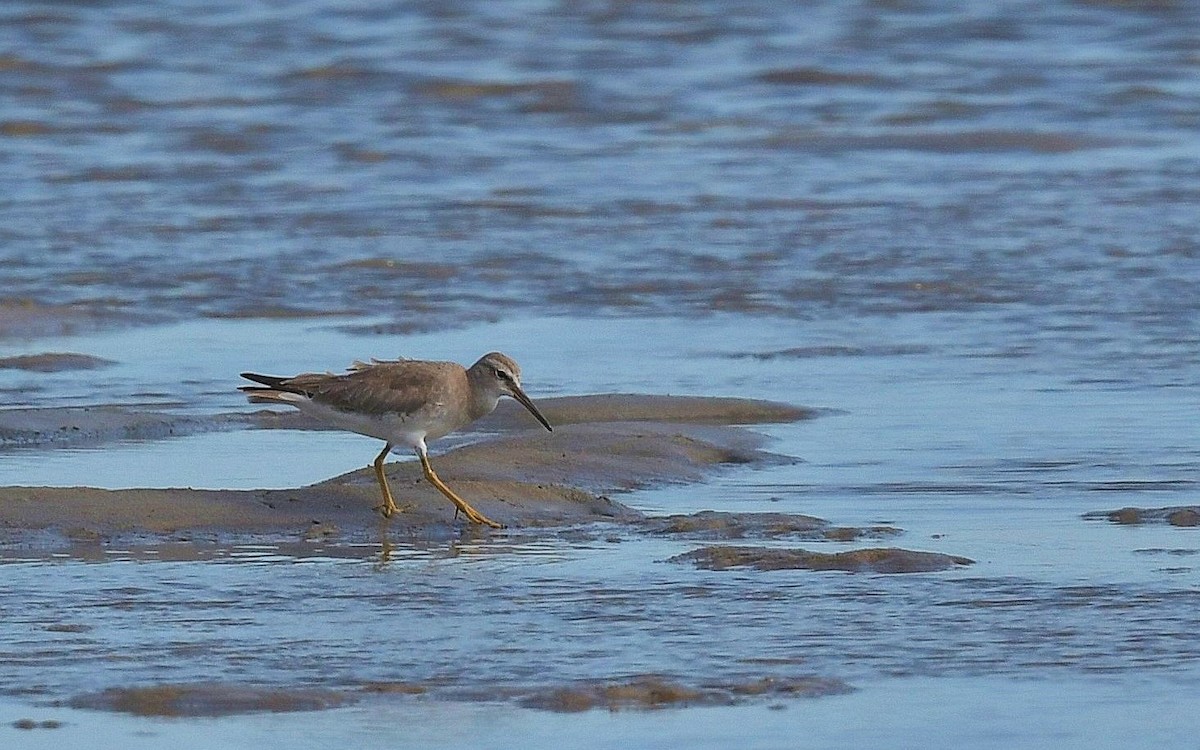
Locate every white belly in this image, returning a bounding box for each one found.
[288,396,428,450]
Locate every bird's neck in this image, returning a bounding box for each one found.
[468,391,500,422]
[465,368,501,422]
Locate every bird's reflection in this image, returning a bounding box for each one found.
[372,518,501,569]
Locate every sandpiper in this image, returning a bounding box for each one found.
[239,352,552,528]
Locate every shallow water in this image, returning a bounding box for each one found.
[6,676,1199,750]
[3,0,1200,745]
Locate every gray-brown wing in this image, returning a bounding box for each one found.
[283,361,464,418]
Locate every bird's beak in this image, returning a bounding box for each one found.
[510,384,553,432]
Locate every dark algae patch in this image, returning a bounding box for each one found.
[0,352,115,372]
[69,683,353,717]
[523,676,711,712]
[520,674,853,712]
[11,718,63,730]
[360,681,430,695]
[70,676,851,717]
[642,510,901,541]
[672,545,974,573]
[1084,506,1200,527]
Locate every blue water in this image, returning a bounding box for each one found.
[2,0,1199,746]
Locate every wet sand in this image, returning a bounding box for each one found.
[0,393,974,598]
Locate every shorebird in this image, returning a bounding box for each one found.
[239,352,552,528]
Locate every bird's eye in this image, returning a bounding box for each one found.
[493,367,506,380]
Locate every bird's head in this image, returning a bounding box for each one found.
[472,352,553,432]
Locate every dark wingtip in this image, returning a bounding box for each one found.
[240,371,287,388]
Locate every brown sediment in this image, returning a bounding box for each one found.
[671,545,974,573]
[68,683,353,717]
[1084,506,1200,527]
[519,673,853,712]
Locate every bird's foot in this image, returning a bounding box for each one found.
[458,504,503,529]
[374,500,412,518]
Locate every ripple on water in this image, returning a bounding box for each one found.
[0,534,1197,707]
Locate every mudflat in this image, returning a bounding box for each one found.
[0,395,813,548]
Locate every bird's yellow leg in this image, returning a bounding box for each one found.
[417,452,503,529]
[372,443,402,518]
